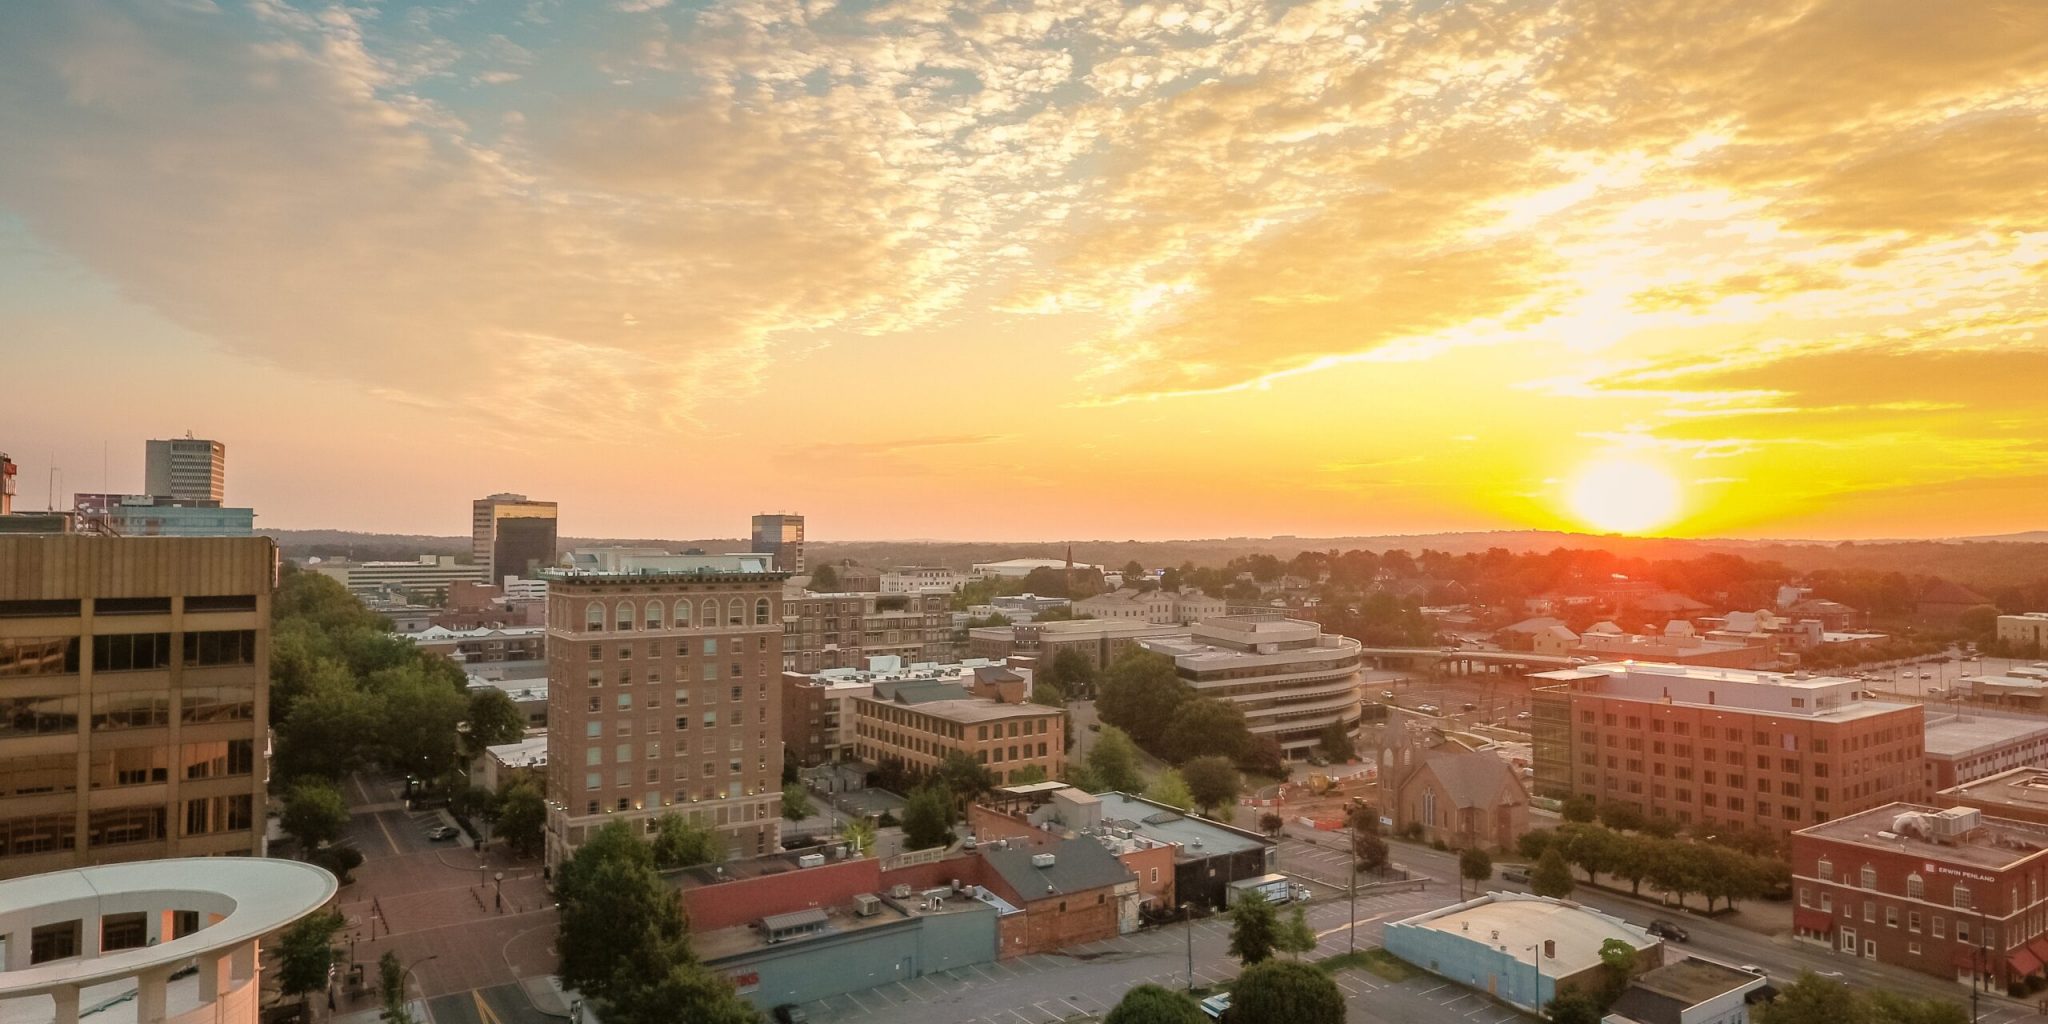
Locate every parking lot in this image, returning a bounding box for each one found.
[797,886,1465,1024]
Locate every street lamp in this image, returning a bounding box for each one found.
[401,954,438,1016]
[1182,902,1195,993]
[1523,943,1542,1012]
[494,871,505,913]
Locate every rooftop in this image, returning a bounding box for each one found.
[1607,957,1765,1024]
[1939,765,2048,813]
[795,656,1019,687]
[1535,661,1914,723]
[1088,792,1270,858]
[1795,801,2048,870]
[981,835,1133,898]
[485,736,548,769]
[1391,893,1656,978]
[691,890,992,964]
[1922,710,2048,759]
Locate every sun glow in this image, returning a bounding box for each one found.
[1567,457,1683,535]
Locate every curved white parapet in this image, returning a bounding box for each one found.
[0,858,337,1024]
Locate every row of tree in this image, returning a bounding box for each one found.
[1518,822,1791,912]
[1096,649,1285,776]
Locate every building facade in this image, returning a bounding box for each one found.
[540,554,787,870]
[1792,803,2048,992]
[751,514,806,574]
[1139,615,1363,759]
[966,620,1186,687]
[0,535,274,878]
[1378,713,1531,852]
[782,590,953,672]
[850,677,1064,786]
[143,437,226,504]
[1071,588,1226,626]
[1998,614,2048,655]
[471,493,558,584]
[782,657,1022,766]
[1529,662,1927,834]
[1922,709,2048,793]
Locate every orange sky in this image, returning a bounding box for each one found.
[1,1,2045,542]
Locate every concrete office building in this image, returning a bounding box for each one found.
[0,859,336,1024]
[1940,766,2048,828]
[1999,614,2048,654]
[143,438,225,505]
[540,553,787,870]
[1792,803,2048,991]
[752,513,806,574]
[1139,615,1363,758]
[311,555,490,603]
[471,493,558,583]
[1922,708,2048,793]
[70,496,254,538]
[966,619,1186,686]
[0,535,275,878]
[1386,893,1662,1014]
[1529,662,1926,833]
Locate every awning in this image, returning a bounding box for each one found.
[1793,908,1836,934]
[2011,947,2043,979]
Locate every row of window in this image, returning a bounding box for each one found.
[1578,711,1918,751]
[586,636,771,660]
[0,688,256,737]
[1,631,257,678]
[582,598,772,632]
[0,740,255,796]
[584,758,764,789]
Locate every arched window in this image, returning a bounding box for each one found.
[673,599,692,628]
[645,601,664,630]
[1908,873,1924,899]
[727,598,744,626]
[754,598,771,625]
[701,599,719,628]
[1860,865,1877,889]
[615,600,635,631]
[584,602,604,631]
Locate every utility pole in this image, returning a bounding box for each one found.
[1183,902,1196,992]
[1349,828,1359,954]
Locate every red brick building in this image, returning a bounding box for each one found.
[1530,662,1927,834]
[1792,803,2048,992]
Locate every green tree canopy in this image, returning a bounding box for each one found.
[464,687,528,758]
[1045,648,1099,697]
[1460,847,1494,898]
[372,664,470,782]
[1353,828,1390,876]
[1531,847,1575,899]
[781,783,814,822]
[1226,893,1280,965]
[1316,720,1355,761]
[274,674,384,781]
[1097,651,1188,750]
[902,785,955,850]
[1180,756,1242,818]
[1560,795,1597,822]
[1009,764,1049,785]
[602,963,764,1024]
[1103,984,1205,1024]
[282,779,350,853]
[497,782,546,858]
[1277,904,1318,959]
[1147,769,1194,812]
[1086,725,1146,793]
[933,750,998,806]
[1756,971,1866,1024]
[276,910,343,1003]
[651,813,723,869]
[808,564,840,591]
[1160,698,1253,764]
[556,823,689,1003]
[1545,991,1604,1024]
[1229,959,1345,1024]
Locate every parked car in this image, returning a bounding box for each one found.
[425,825,459,841]
[1461,702,1478,711]
[1920,671,1934,679]
[1500,867,1530,884]
[1737,964,1766,977]
[1516,711,1532,720]
[773,1005,809,1024]
[1418,703,1440,714]
[1646,919,1688,942]
[1381,690,1396,699]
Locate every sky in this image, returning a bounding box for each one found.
[1,0,2045,543]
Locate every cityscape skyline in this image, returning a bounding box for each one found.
[3,2,2046,542]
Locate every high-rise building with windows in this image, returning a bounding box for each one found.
[0,534,274,879]
[471,493,559,584]
[750,513,805,574]
[541,552,787,870]
[143,436,226,504]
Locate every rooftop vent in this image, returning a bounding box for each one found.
[1031,853,1057,868]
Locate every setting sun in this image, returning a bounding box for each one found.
[1567,458,1683,535]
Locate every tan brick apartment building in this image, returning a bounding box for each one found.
[0,534,274,878]
[782,657,1026,767]
[541,554,787,869]
[851,675,1063,785]
[1530,662,1926,834]
[1792,803,2048,992]
[782,590,952,672]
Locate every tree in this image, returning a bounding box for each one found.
[556,823,689,1003]
[1316,720,1354,761]
[1756,971,1866,1024]
[379,950,406,1016]
[809,564,840,591]
[1180,756,1242,818]
[1864,990,1968,1024]
[276,910,343,1006]
[651,813,722,869]
[1544,991,1605,1024]
[274,675,384,781]
[902,786,955,850]
[1045,648,1099,699]
[1160,699,1253,764]
[1517,829,1554,862]
[841,817,877,856]
[1648,841,1709,910]
[933,750,998,806]
[282,780,350,854]
[1610,833,1655,897]
[463,687,527,758]
[781,783,814,822]
[1353,829,1390,876]
[1087,726,1146,793]
[1009,764,1049,785]
[1277,904,1318,959]
[1229,959,1345,1024]
[1097,651,1188,750]
[497,783,546,858]
[1958,604,2002,637]
[602,963,763,1024]
[1531,847,1574,898]
[1598,937,1638,976]
[1103,983,1205,1024]
[1146,769,1194,811]
[373,664,469,783]
[783,749,801,786]
[1259,812,1285,836]
[1596,801,1646,833]
[1561,795,1597,823]
[1029,681,1067,709]
[1558,823,1622,884]
[1459,847,1494,899]
[1226,893,1280,965]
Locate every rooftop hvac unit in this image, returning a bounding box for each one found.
[890,884,913,899]
[854,894,881,917]
[1031,853,1057,868]
[798,853,826,869]
[1936,807,1982,836]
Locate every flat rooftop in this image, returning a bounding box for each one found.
[692,892,991,963]
[881,697,1054,725]
[796,657,1012,686]
[1543,661,1913,723]
[1923,711,2048,759]
[1393,893,1654,978]
[1797,802,2048,869]
[1630,956,1764,1004]
[1091,793,1271,858]
[1939,766,2048,811]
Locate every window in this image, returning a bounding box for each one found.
[92,633,173,672]
[181,630,256,666]
[755,598,771,625]
[645,603,664,630]
[702,599,719,628]
[1863,901,1874,922]
[1818,859,1833,881]
[1886,906,1898,928]
[615,601,635,631]
[1861,865,1877,889]
[1907,873,1923,898]
[585,602,604,630]
[30,920,82,964]
[1909,911,1921,932]
[1955,885,1973,910]
[1933,916,1944,938]
[0,636,81,677]
[674,599,693,627]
